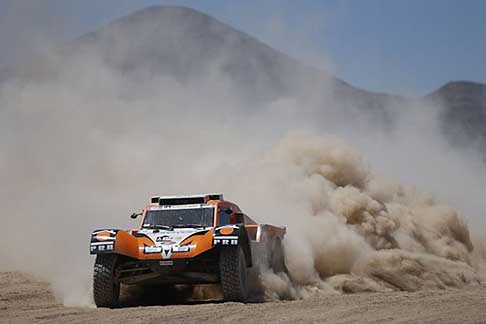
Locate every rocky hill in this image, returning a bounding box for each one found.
[2,5,485,150]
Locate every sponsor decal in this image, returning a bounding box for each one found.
[161,245,172,259]
[156,235,176,244]
[90,242,114,253]
[213,236,238,245]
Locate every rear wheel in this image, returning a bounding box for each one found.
[93,254,120,308]
[219,246,249,302]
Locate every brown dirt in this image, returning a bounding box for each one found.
[1,272,486,324]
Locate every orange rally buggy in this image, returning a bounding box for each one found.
[90,193,286,307]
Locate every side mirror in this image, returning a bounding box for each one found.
[229,213,244,224]
[233,212,245,224]
[130,212,142,219]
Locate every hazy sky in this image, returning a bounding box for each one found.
[1,0,484,95]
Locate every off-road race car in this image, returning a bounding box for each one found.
[90,193,286,308]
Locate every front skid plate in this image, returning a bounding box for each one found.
[117,259,220,285]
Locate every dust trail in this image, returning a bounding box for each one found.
[226,133,480,299]
[472,238,486,281]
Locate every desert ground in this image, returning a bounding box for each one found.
[2,272,485,324]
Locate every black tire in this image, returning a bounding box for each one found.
[219,246,249,302]
[93,254,120,308]
[271,238,287,274]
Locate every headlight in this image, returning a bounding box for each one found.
[173,245,190,252]
[144,246,162,253]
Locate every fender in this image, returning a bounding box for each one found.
[90,229,120,254]
[213,225,252,267]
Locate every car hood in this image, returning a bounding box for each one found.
[138,227,212,246]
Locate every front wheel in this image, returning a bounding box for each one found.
[219,246,249,302]
[93,254,120,308]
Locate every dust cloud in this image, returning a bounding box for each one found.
[0,8,485,306]
[233,133,480,299]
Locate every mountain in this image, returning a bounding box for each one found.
[426,81,486,150]
[66,5,403,119]
[2,5,485,150]
[71,5,300,102]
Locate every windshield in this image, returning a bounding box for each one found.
[142,207,214,228]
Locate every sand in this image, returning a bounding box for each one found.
[2,271,485,324]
